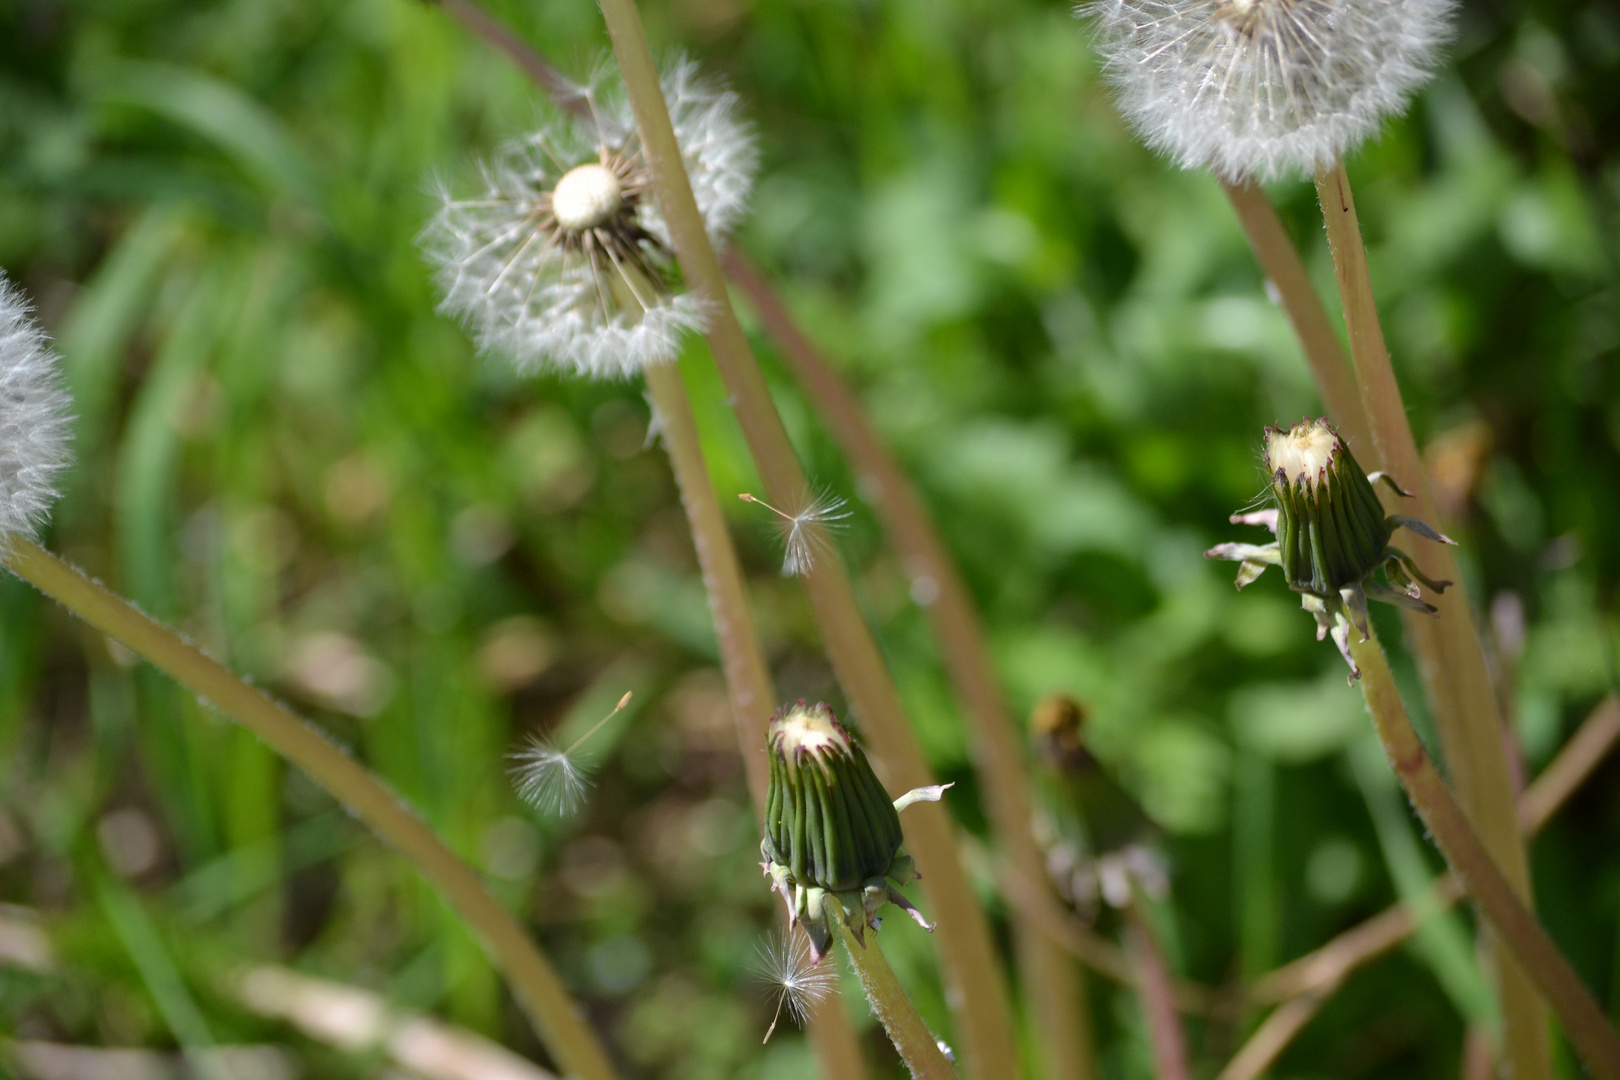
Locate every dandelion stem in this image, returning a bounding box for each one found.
[1315,160,1552,1080]
[0,538,621,1080]
[1349,624,1620,1080]
[1251,693,1620,1007]
[642,362,870,1079]
[425,0,590,119]
[834,906,961,1080]
[598,0,1019,1072]
[1220,180,1371,454]
[726,248,1098,1080]
[413,0,867,1068]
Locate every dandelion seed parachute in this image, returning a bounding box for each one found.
[512,736,591,817]
[422,59,758,381]
[0,273,73,542]
[1085,0,1456,182]
[754,929,838,1041]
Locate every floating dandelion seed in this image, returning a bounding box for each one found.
[513,691,633,817]
[422,59,757,381]
[738,491,850,577]
[1084,0,1456,181]
[0,273,72,543]
[753,928,837,1043]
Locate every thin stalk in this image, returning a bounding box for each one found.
[1252,694,1620,1006]
[1122,895,1192,1080]
[1315,160,1550,1080]
[1215,990,1329,1080]
[595,2,1019,1073]
[643,361,869,1080]
[725,248,1097,1080]
[1350,624,1620,1080]
[428,0,589,116]
[0,538,620,1080]
[835,911,961,1080]
[414,1,868,1068]
[1220,180,1371,455]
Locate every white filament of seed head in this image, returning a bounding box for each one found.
[1084,0,1457,181]
[0,274,73,541]
[421,58,757,381]
[1266,421,1338,483]
[552,164,623,232]
[775,706,849,757]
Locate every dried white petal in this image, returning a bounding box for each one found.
[0,274,73,542]
[1084,0,1456,181]
[422,58,757,381]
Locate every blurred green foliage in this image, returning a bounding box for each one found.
[2,0,1619,1077]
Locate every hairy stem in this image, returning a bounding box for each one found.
[1252,694,1620,1006]
[1315,160,1550,1080]
[642,362,869,1079]
[596,1,1018,1073]
[415,2,867,1069]
[725,248,1097,1080]
[1222,695,1620,1075]
[1351,626,1620,1080]
[836,914,961,1080]
[1221,180,1371,455]
[1,538,619,1080]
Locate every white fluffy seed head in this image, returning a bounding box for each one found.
[1,274,73,542]
[1084,0,1457,182]
[552,164,624,232]
[421,58,758,381]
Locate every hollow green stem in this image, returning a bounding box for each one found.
[643,361,869,1079]
[1,537,620,1080]
[1220,180,1371,455]
[1315,160,1550,1080]
[595,1,1018,1073]
[1351,624,1620,1080]
[724,249,1096,1080]
[835,909,961,1080]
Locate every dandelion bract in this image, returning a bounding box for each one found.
[1085,0,1456,181]
[422,59,757,381]
[0,274,72,542]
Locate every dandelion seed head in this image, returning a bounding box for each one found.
[1084,0,1457,181]
[512,736,591,818]
[0,273,73,542]
[421,58,757,382]
[753,929,836,1038]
